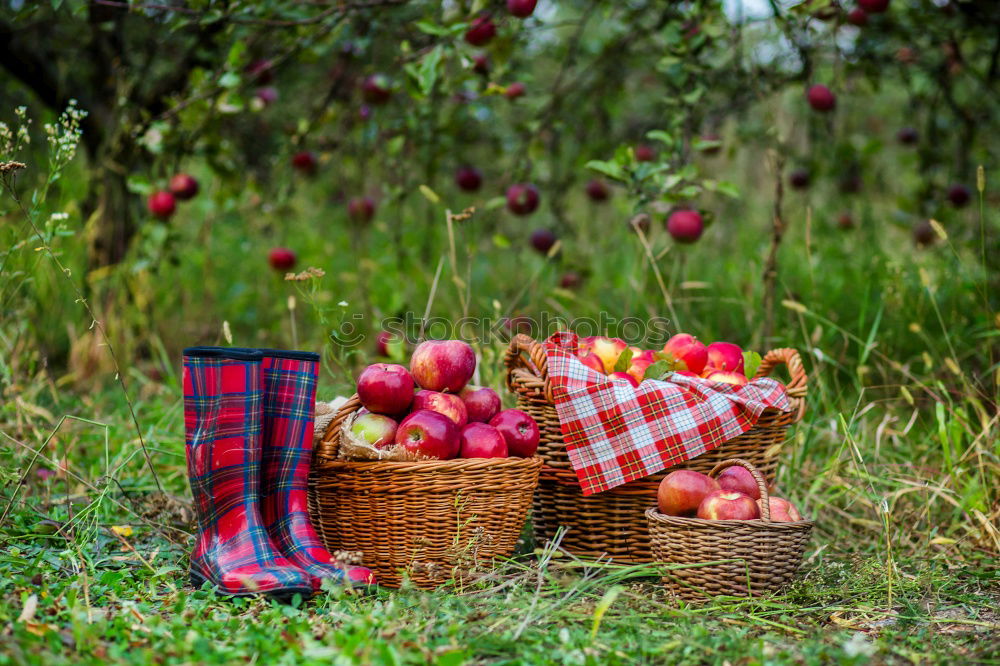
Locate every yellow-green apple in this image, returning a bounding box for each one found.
[357,363,414,415]
[609,371,639,387]
[757,496,803,522]
[460,386,501,423]
[412,390,468,427]
[705,342,744,374]
[410,340,476,393]
[704,369,749,387]
[489,409,539,457]
[396,410,460,459]
[459,423,508,458]
[627,349,656,383]
[662,334,708,374]
[578,352,605,375]
[350,413,398,450]
[696,490,760,520]
[657,470,720,517]
[717,466,761,499]
[590,337,628,373]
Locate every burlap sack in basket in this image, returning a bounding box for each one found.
[646,459,814,600]
[307,395,542,589]
[504,334,808,563]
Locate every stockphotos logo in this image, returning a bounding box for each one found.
[328,312,674,348]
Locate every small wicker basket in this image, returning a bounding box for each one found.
[307,395,542,589]
[504,334,807,563]
[646,458,813,599]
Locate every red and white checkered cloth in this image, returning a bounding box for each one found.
[544,332,792,495]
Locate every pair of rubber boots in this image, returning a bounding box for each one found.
[182,347,374,598]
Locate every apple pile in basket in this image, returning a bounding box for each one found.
[658,468,805,522]
[343,339,540,461]
[577,334,759,386]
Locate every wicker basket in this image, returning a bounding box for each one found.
[646,459,813,599]
[504,334,807,563]
[307,395,542,588]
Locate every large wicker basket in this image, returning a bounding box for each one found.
[307,395,542,588]
[504,334,807,563]
[646,459,813,599]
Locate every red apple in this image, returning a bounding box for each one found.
[559,271,583,289]
[268,247,296,272]
[530,228,557,255]
[609,371,639,387]
[147,191,176,219]
[897,127,918,145]
[507,0,537,18]
[409,340,476,393]
[361,74,392,105]
[412,389,468,427]
[789,168,811,190]
[459,423,508,458]
[350,412,398,450]
[169,173,199,201]
[697,490,760,520]
[846,7,868,25]
[705,342,745,374]
[504,82,526,100]
[635,144,656,162]
[291,150,318,175]
[455,165,483,191]
[758,496,803,522]
[947,183,970,208]
[589,337,628,374]
[717,466,761,500]
[577,352,605,375]
[807,84,836,112]
[465,15,496,46]
[507,183,540,215]
[704,369,749,387]
[657,470,720,517]
[858,0,889,13]
[489,409,539,457]
[396,410,460,459]
[662,334,708,375]
[585,179,610,202]
[460,386,501,423]
[348,196,376,223]
[913,220,936,246]
[357,363,414,415]
[666,210,704,244]
[626,349,656,383]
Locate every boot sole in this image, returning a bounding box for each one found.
[190,570,313,602]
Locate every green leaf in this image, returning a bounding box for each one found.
[743,350,762,379]
[585,160,627,182]
[591,585,624,639]
[413,20,454,36]
[645,130,673,147]
[613,347,633,373]
[644,360,673,381]
[715,180,741,198]
[491,233,510,248]
[693,137,721,153]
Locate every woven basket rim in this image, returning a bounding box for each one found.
[645,506,814,530]
[313,455,544,473]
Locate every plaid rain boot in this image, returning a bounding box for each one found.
[258,350,377,590]
[182,347,314,598]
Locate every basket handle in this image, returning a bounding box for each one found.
[504,334,553,400]
[754,347,807,423]
[315,394,363,461]
[708,458,771,522]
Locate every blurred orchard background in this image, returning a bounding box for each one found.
[0,1,998,663]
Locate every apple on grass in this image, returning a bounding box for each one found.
[657,470,720,517]
[697,490,760,520]
[357,363,414,415]
[459,423,508,458]
[396,410,460,460]
[757,496,803,522]
[350,413,398,450]
[412,390,468,427]
[662,334,708,375]
[716,466,761,500]
[409,340,476,393]
[460,386,501,423]
[489,409,539,457]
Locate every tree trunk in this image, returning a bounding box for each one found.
[83,149,138,269]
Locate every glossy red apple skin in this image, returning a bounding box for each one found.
[460,386,501,423]
[507,183,540,215]
[666,210,704,244]
[657,470,720,517]
[268,247,296,271]
[169,173,199,200]
[455,166,483,191]
[697,490,761,520]
[717,466,761,500]
[357,363,415,415]
[350,413,398,450]
[578,352,605,375]
[459,423,508,458]
[395,410,460,459]
[489,409,540,457]
[412,390,468,427]
[705,369,749,386]
[807,84,836,112]
[409,340,476,393]
[464,16,496,46]
[506,0,537,18]
[758,496,803,522]
[662,334,708,375]
[705,342,745,374]
[609,371,639,387]
[147,191,176,219]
